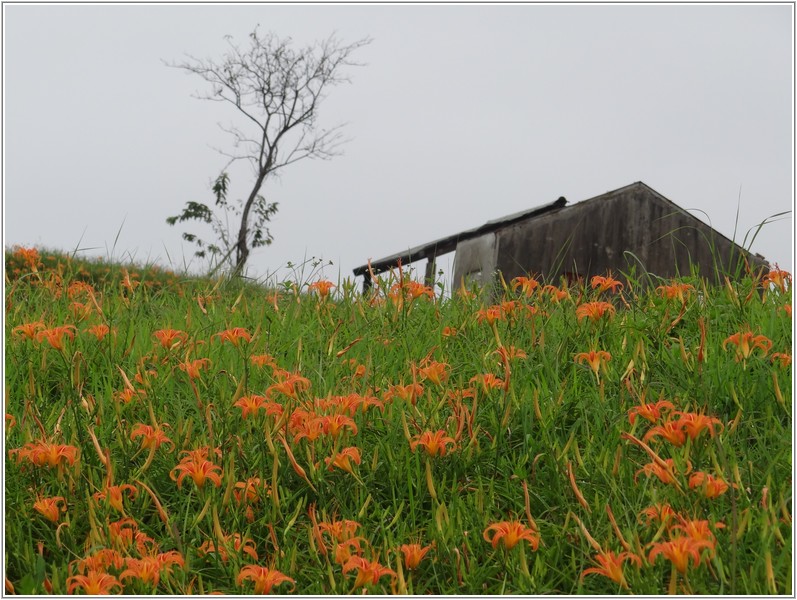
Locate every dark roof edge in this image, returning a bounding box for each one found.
[352,196,568,276]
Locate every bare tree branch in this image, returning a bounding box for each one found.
[166,28,371,275]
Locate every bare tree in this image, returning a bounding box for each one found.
[167,28,370,276]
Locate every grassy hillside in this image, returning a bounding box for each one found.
[3,245,792,595]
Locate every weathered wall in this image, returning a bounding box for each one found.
[452,232,499,287]
[492,185,765,285]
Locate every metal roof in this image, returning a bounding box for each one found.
[352,196,568,277]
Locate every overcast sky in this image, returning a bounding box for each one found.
[4,3,794,287]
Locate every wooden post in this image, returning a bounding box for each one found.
[424,256,437,288]
[362,271,372,294]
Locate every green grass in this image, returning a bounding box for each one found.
[3,246,792,595]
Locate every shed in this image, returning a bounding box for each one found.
[352,181,768,292]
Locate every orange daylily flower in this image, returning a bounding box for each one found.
[170,458,223,489]
[198,533,258,562]
[120,268,140,293]
[382,383,424,405]
[130,424,173,451]
[343,556,397,589]
[341,358,366,379]
[177,445,222,465]
[262,401,285,420]
[332,393,383,415]
[12,320,45,340]
[251,353,278,368]
[761,268,791,293]
[292,415,326,443]
[216,327,252,346]
[84,324,112,341]
[591,274,624,294]
[325,447,362,474]
[387,283,404,306]
[500,300,520,317]
[580,549,641,589]
[333,538,367,566]
[541,284,570,303]
[152,328,188,349]
[576,301,616,323]
[648,536,714,574]
[656,281,695,303]
[669,517,725,554]
[134,366,158,387]
[13,246,41,270]
[107,518,157,553]
[495,345,527,362]
[770,352,792,368]
[67,280,96,299]
[723,330,773,361]
[120,551,185,587]
[643,419,687,447]
[476,306,505,325]
[483,520,540,551]
[638,503,677,527]
[404,281,435,301]
[233,477,270,506]
[33,495,67,523]
[69,301,93,321]
[627,399,675,426]
[418,360,450,385]
[9,440,80,469]
[114,386,146,404]
[93,484,138,513]
[36,325,77,350]
[234,394,268,419]
[106,519,136,552]
[71,549,126,575]
[317,518,362,544]
[267,371,311,399]
[66,569,123,595]
[38,272,64,298]
[321,414,358,438]
[410,430,457,457]
[287,406,314,429]
[511,276,540,296]
[523,304,544,319]
[6,413,16,430]
[400,542,434,570]
[236,565,295,594]
[688,472,730,499]
[469,373,505,393]
[674,411,724,440]
[389,280,434,304]
[574,350,611,378]
[178,357,211,379]
[309,280,336,299]
[634,458,688,485]
[441,326,458,337]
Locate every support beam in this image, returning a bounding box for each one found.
[424,256,437,287]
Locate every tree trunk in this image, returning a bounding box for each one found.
[233,163,270,275]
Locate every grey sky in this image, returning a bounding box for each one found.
[4,3,794,287]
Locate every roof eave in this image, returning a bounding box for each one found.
[352,196,568,276]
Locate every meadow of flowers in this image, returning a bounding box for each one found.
[3,246,792,594]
